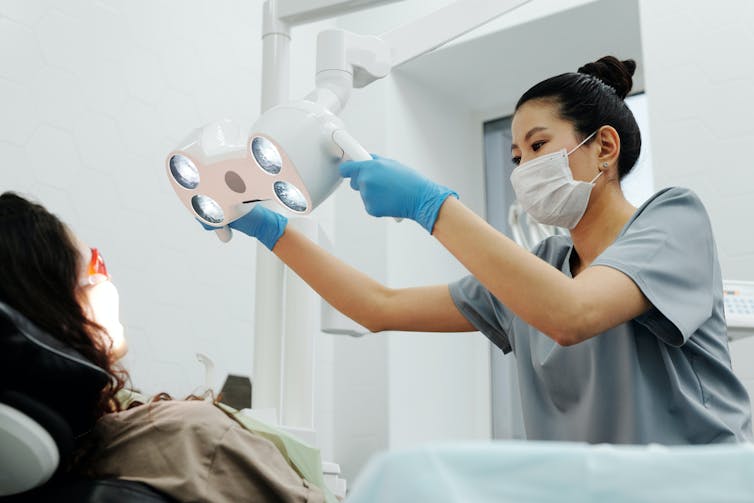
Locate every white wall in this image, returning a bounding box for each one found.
[383,73,491,448]
[638,0,754,278]
[330,78,391,482]
[326,69,492,478]
[2,0,247,395]
[638,0,754,409]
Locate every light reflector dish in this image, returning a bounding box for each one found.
[191,194,224,224]
[169,154,200,189]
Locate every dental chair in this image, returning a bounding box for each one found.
[0,301,174,502]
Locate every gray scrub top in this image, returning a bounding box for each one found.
[450,187,753,444]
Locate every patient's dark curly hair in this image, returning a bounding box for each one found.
[0,192,128,418]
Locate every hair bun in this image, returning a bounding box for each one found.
[577,56,635,99]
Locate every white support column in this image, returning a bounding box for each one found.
[280,218,320,429]
[261,0,291,113]
[252,0,291,416]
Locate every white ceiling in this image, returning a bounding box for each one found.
[394,0,644,118]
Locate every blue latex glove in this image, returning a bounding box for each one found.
[200,205,287,251]
[339,155,458,234]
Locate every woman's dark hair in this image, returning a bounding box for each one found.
[0,192,128,418]
[515,56,642,179]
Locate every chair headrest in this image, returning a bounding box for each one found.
[0,301,111,436]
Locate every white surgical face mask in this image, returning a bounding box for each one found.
[510,131,602,229]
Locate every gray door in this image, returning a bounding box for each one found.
[483,117,525,440]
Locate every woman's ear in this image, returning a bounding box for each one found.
[597,125,621,168]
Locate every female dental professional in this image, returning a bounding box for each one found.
[224,56,752,444]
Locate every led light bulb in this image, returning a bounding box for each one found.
[191,194,225,223]
[169,154,200,189]
[274,181,307,212]
[251,136,283,174]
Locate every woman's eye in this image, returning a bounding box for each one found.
[532,140,545,152]
[511,156,521,166]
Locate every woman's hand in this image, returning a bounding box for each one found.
[200,205,288,251]
[339,155,458,234]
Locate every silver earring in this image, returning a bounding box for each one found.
[602,162,609,168]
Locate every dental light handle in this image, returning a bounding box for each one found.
[215,226,232,243]
[332,129,402,223]
[333,128,370,161]
[214,202,256,243]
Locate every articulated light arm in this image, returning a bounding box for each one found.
[305,0,533,115]
[166,0,534,237]
[274,0,401,26]
[305,30,391,114]
[382,0,532,68]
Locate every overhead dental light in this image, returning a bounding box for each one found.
[166,97,365,241]
[166,0,532,242]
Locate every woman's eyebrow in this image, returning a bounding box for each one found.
[511,126,548,151]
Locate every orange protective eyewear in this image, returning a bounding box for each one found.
[86,248,110,285]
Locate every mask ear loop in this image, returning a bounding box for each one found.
[589,170,604,184]
[566,130,598,156]
[568,130,603,184]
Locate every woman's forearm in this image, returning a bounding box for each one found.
[271,226,389,332]
[432,197,579,342]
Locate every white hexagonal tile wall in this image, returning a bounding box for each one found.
[72,110,122,172]
[25,182,80,226]
[0,0,48,26]
[0,79,39,146]
[71,168,121,232]
[0,142,37,193]
[114,97,168,160]
[25,124,84,191]
[124,46,168,106]
[31,64,87,131]
[0,18,45,85]
[156,88,202,144]
[35,10,91,74]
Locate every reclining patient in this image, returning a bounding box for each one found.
[0,192,327,503]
